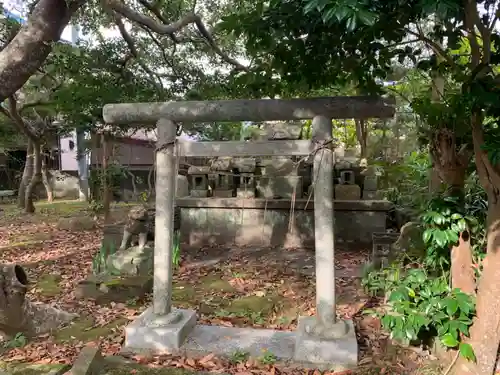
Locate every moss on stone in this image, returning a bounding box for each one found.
[37,274,62,297]
[226,294,279,315]
[198,275,235,293]
[171,283,197,302]
[0,361,69,375]
[54,317,127,343]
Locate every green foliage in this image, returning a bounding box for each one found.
[92,241,118,275]
[258,350,277,365]
[229,350,250,364]
[378,150,431,212]
[364,269,476,361]
[3,332,27,349]
[173,230,181,270]
[89,164,129,204]
[420,196,478,270]
[362,263,402,297]
[47,41,161,133]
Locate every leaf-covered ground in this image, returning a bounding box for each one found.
[0,200,441,375]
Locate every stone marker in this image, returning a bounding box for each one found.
[67,344,103,375]
[363,176,378,191]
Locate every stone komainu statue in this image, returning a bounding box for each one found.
[119,204,181,250]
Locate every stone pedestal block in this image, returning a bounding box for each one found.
[190,189,209,198]
[213,189,234,198]
[124,307,197,351]
[335,184,361,200]
[294,317,358,369]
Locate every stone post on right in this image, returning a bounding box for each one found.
[293,115,358,369]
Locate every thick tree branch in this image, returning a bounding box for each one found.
[0,0,86,102]
[471,113,500,198]
[136,0,181,44]
[4,97,39,142]
[104,0,249,71]
[405,28,457,69]
[143,28,191,86]
[110,12,165,94]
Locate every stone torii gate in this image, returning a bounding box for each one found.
[103,96,395,368]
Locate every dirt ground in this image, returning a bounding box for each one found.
[0,200,442,375]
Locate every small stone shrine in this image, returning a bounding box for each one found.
[102,96,396,370]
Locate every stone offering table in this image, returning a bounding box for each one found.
[103,96,395,370]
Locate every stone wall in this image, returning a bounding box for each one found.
[178,198,391,248]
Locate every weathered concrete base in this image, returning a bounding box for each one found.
[294,317,358,370]
[123,320,357,370]
[124,307,196,351]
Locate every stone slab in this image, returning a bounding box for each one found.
[122,322,357,370]
[213,189,234,198]
[294,317,358,370]
[68,345,103,375]
[124,307,197,351]
[183,325,295,360]
[190,189,209,198]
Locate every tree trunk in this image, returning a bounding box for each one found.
[451,230,476,294]
[0,263,77,339]
[101,134,111,221]
[24,142,42,213]
[0,0,85,102]
[76,129,89,201]
[41,154,53,202]
[454,114,500,375]
[429,128,474,292]
[18,140,34,208]
[355,119,368,159]
[455,200,500,375]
